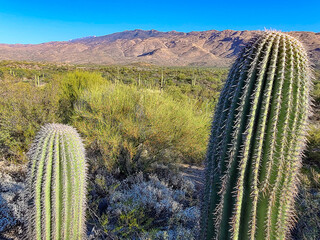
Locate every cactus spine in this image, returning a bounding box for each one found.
[200,31,311,240]
[27,123,87,240]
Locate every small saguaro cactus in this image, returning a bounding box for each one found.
[26,123,87,240]
[200,31,311,240]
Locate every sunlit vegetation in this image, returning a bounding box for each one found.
[0,61,319,239]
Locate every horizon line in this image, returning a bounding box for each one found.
[1,28,319,45]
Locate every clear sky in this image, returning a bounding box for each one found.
[0,0,319,44]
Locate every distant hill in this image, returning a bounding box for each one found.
[0,29,319,67]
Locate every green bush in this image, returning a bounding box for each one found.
[313,81,320,104]
[58,71,107,122]
[0,66,226,168]
[112,207,153,238]
[292,166,320,239]
[305,124,320,166]
[0,81,60,162]
[72,81,210,173]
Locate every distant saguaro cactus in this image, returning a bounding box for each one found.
[200,31,311,240]
[27,123,87,240]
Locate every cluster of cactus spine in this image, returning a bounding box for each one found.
[27,123,87,240]
[200,31,311,240]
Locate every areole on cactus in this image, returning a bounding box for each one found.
[26,123,87,240]
[200,31,311,240]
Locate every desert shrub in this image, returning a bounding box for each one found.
[72,81,210,173]
[176,73,187,81]
[58,71,107,122]
[291,166,320,239]
[313,70,320,104]
[313,82,320,104]
[290,69,320,238]
[0,81,60,162]
[304,124,320,169]
[88,171,200,240]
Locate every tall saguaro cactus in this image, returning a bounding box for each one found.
[27,123,87,240]
[200,31,311,240]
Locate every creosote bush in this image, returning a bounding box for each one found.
[58,71,107,123]
[73,80,211,173]
[0,80,60,163]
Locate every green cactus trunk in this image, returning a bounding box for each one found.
[27,123,87,240]
[200,31,311,240]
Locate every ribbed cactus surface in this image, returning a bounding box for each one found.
[27,123,87,240]
[200,31,311,240]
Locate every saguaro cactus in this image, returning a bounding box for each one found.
[200,31,311,240]
[27,123,87,240]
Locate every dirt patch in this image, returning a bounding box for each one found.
[179,164,204,191]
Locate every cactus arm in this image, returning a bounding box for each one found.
[200,31,311,240]
[27,124,87,240]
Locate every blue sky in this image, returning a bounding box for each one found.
[0,0,319,44]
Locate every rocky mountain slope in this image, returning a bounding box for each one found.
[0,29,319,67]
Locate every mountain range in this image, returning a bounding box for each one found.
[0,29,319,67]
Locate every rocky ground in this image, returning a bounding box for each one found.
[0,160,27,240]
[0,161,319,239]
[0,162,203,240]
